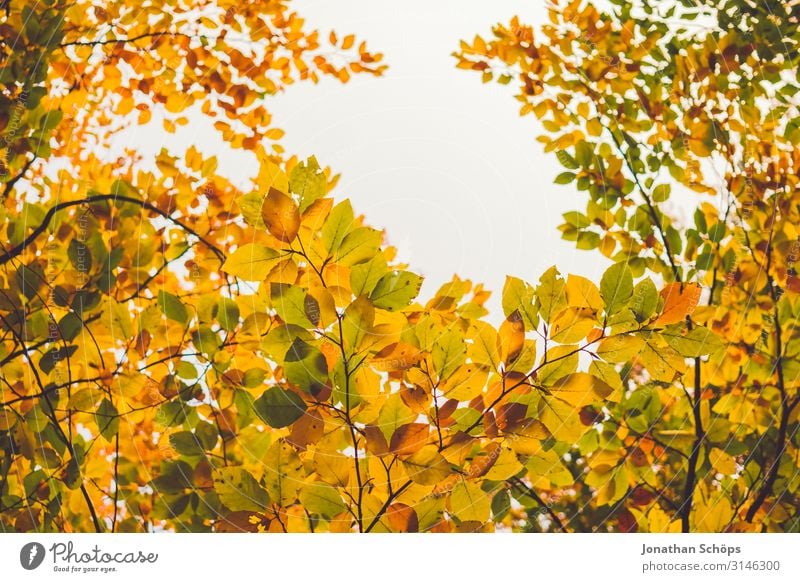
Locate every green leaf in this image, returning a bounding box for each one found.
[57,312,83,341]
[631,278,658,323]
[556,150,580,170]
[600,262,634,316]
[502,276,538,329]
[67,239,92,274]
[222,244,281,281]
[350,252,388,297]
[432,328,466,381]
[537,345,580,386]
[216,297,240,332]
[341,296,375,355]
[652,184,671,202]
[377,393,414,441]
[335,227,382,266]
[270,283,312,327]
[158,290,188,325]
[194,421,219,450]
[369,270,424,311]
[39,345,78,373]
[169,431,205,457]
[662,326,724,357]
[253,386,307,428]
[536,266,567,323]
[213,467,270,512]
[596,334,645,363]
[299,483,346,519]
[290,156,327,213]
[242,368,267,388]
[191,327,221,358]
[555,171,577,184]
[40,109,64,132]
[95,398,119,441]
[16,263,45,299]
[322,200,354,253]
[283,338,328,394]
[576,231,600,250]
[151,460,193,494]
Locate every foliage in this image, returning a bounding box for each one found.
[0,0,796,534]
[455,0,800,531]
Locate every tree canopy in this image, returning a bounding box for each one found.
[0,0,798,533]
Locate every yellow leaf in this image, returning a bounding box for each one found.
[550,307,596,343]
[709,448,737,474]
[449,481,490,523]
[263,440,305,507]
[596,334,645,363]
[693,485,733,532]
[505,419,548,455]
[565,274,603,311]
[164,92,187,113]
[550,372,614,407]
[402,446,453,485]
[468,321,500,370]
[637,341,686,382]
[262,187,300,242]
[222,244,281,281]
[484,447,522,481]
[442,364,489,401]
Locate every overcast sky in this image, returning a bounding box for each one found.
[121,1,608,318]
[272,1,608,311]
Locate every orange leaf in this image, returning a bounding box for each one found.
[287,408,324,450]
[655,282,701,325]
[261,187,300,242]
[370,342,423,372]
[498,316,524,364]
[389,423,429,456]
[467,442,500,479]
[386,503,419,532]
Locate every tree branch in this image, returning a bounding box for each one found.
[0,193,225,266]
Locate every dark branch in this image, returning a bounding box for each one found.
[0,193,226,266]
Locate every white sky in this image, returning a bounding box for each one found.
[118,1,609,317]
[272,0,605,311]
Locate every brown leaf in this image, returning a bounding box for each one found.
[364,425,389,456]
[389,423,430,456]
[287,408,325,450]
[496,402,527,431]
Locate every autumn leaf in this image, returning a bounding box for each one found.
[449,481,490,523]
[654,282,702,325]
[222,244,281,280]
[550,373,614,407]
[369,270,424,311]
[389,423,430,456]
[253,387,307,429]
[262,187,301,242]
